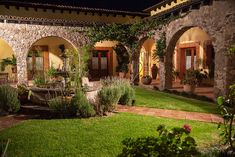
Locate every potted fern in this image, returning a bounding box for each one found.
[0,55,17,73]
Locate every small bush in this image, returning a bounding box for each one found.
[0,85,20,113]
[118,124,199,157]
[119,86,135,106]
[48,96,77,117]
[101,77,135,106]
[97,85,122,113]
[71,90,96,118]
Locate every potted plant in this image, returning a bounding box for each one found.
[114,44,130,78]
[181,69,197,93]
[0,55,17,73]
[194,69,208,86]
[141,75,152,85]
[117,64,128,78]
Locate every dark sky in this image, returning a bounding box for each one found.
[1,0,163,12]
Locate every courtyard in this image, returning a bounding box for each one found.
[0,0,235,156]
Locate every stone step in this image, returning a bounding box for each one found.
[20,105,57,119]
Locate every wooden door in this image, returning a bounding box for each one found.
[89,50,109,80]
[179,47,197,78]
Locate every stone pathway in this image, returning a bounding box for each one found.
[117,105,223,123]
[0,115,29,131]
[0,106,223,131]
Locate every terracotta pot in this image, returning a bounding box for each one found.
[151,64,158,80]
[183,84,195,93]
[141,77,152,85]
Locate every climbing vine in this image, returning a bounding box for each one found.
[87,15,178,52]
[152,32,166,60]
[228,43,235,55]
[86,15,180,82]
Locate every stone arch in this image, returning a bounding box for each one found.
[26,36,78,80]
[0,38,17,82]
[0,22,90,84]
[138,37,157,79]
[161,0,235,97]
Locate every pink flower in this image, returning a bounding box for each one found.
[183,124,192,133]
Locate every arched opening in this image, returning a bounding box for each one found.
[139,38,157,83]
[91,40,123,80]
[27,36,76,80]
[0,38,17,83]
[169,27,215,99]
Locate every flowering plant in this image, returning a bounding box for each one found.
[119,124,199,157]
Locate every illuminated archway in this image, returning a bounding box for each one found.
[27,36,76,80]
[166,27,215,99]
[139,38,156,80]
[0,38,16,83]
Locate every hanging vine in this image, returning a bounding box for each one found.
[152,32,166,60]
[86,15,179,52]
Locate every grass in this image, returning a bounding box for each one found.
[0,113,219,157]
[134,86,219,114]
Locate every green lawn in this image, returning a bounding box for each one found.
[135,87,218,114]
[0,113,219,157]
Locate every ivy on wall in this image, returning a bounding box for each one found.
[85,15,180,82]
[87,15,179,55]
[228,43,235,55]
[152,32,166,60]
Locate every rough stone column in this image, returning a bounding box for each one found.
[158,57,172,90]
[130,48,140,85]
[226,54,235,92]
[16,51,28,85]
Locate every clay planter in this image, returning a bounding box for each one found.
[183,84,195,93]
[151,64,158,80]
[141,76,152,85]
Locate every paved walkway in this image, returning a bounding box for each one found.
[117,105,223,123]
[0,115,29,131]
[0,106,223,131]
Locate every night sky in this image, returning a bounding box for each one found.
[2,0,163,12]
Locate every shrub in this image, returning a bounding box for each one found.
[118,124,199,157]
[48,96,77,117]
[119,86,135,106]
[217,84,235,152]
[0,85,20,113]
[97,85,122,113]
[101,77,135,106]
[71,90,96,118]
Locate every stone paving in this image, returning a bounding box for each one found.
[0,115,29,131]
[0,105,224,131]
[117,105,223,123]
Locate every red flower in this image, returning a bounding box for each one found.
[183,124,191,133]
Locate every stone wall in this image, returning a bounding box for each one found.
[0,23,89,84]
[162,0,235,97]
